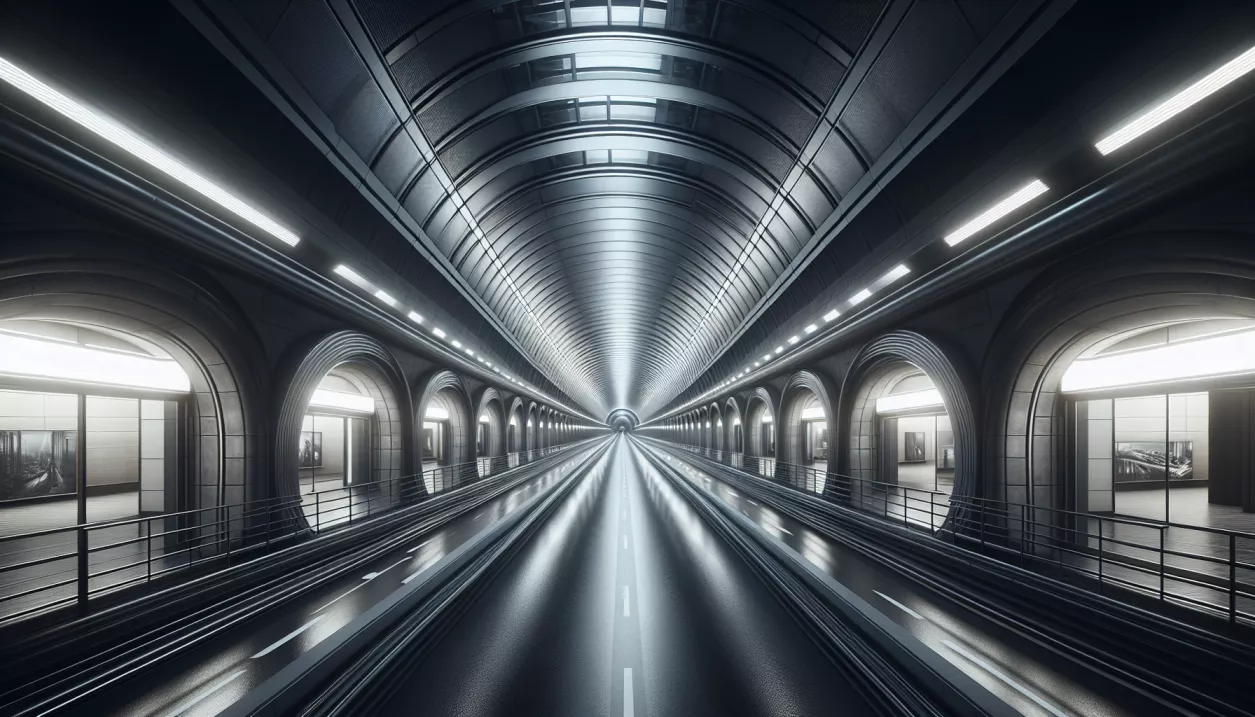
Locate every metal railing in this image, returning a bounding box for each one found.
[656,439,1255,625]
[0,441,584,624]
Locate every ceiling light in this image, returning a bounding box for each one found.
[465,348,474,356]
[763,354,772,362]
[774,346,784,354]
[1097,44,1255,155]
[310,388,376,413]
[823,309,840,322]
[788,336,799,345]
[881,264,910,283]
[0,333,190,392]
[849,289,872,305]
[407,311,424,324]
[944,180,1048,246]
[1061,328,1255,392]
[374,289,397,307]
[433,327,446,339]
[754,361,760,367]
[876,389,944,414]
[0,57,300,247]
[804,324,818,334]
[334,265,366,286]
[452,340,462,348]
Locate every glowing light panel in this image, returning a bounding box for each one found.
[875,389,943,414]
[0,333,190,392]
[310,388,375,413]
[1061,329,1255,392]
[1097,44,1255,155]
[0,57,299,246]
[944,180,1048,246]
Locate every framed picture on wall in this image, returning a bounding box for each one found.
[0,430,77,501]
[903,431,926,462]
[298,431,323,469]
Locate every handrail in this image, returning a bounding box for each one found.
[653,438,1255,626]
[0,439,591,622]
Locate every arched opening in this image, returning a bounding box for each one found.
[277,331,412,532]
[698,407,710,449]
[777,371,836,494]
[525,402,539,455]
[474,387,506,475]
[709,403,724,452]
[838,331,976,530]
[506,397,524,455]
[0,248,269,616]
[416,371,474,492]
[724,397,743,454]
[744,388,778,477]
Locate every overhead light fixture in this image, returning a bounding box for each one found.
[944,179,1048,246]
[849,289,872,305]
[876,389,944,414]
[788,335,799,345]
[465,348,474,356]
[754,361,761,367]
[804,324,818,334]
[407,311,424,324]
[774,346,784,354]
[800,406,825,421]
[0,57,300,247]
[310,388,375,413]
[0,333,190,392]
[452,340,462,348]
[763,354,772,362]
[334,265,367,286]
[433,327,446,339]
[823,309,840,322]
[374,289,397,307]
[881,264,910,283]
[1096,44,1255,155]
[1061,328,1255,392]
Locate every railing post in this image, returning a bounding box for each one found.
[1159,527,1166,602]
[77,526,88,606]
[1230,533,1237,623]
[315,492,321,533]
[147,518,153,583]
[1098,521,1104,594]
[1019,504,1026,567]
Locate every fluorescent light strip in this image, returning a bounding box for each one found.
[374,290,397,307]
[1097,44,1255,155]
[0,57,299,247]
[823,309,840,322]
[310,388,375,413]
[432,328,446,339]
[849,289,872,305]
[407,311,424,324]
[804,324,818,334]
[944,180,1048,246]
[0,333,190,391]
[1061,328,1255,392]
[876,389,943,414]
[881,264,910,283]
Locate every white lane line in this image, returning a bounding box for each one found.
[167,667,246,716]
[874,590,923,620]
[941,640,1069,717]
[623,535,628,550]
[623,667,634,717]
[623,586,630,617]
[251,615,325,658]
[473,512,484,520]
[316,558,410,613]
[748,499,759,506]
[406,539,431,554]
[727,491,739,497]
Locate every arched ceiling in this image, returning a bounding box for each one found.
[196,0,1041,421]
